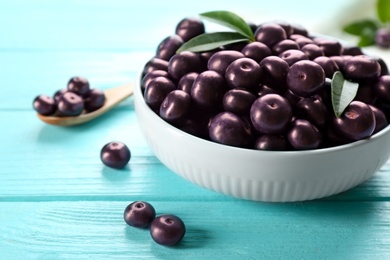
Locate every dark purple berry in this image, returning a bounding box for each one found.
[156,35,184,61]
[375,28,390,48]
[375,75,390,103]
[248,22,258,33]
[255,23,287,48]
[33,95,57,116]
[142,58,169,77]
[301,44,324,60]
[223,89,256,116]
[100,141,131,169]
[290,34,313,48]
[179,112,213,139]
[376,57,389,75]
[150,214,186,246]
[313,38,343,56]
[287,119,322,150]
[355,81,377,104]
[325,125,351,147]
[160,90,191,124]
[57,92,84,116]
[67,76,90,97]
[290,24,309,37]
[272,39,299,55]
[295,96,328,129]
[199,50,219,65]
[175,17,205,42]
[241,42,271,63]
[209,112,252,148]
[283,89,302,106]
[168,51,202,80]
[279,49,308,66]
[225,58,262,90]
[254,135,288,151]
[255,84,278,98]
[177,72,198,94]
[329,55,351,73]
[331,101,375,141]
[144,77,176,110]
[250,94,292,134]
[287,60,325,97]
[313,56,339,78]
[259,56,289,90]
[343,55,381,81]
[273,21,293,36]
[124,201,156,228]
[84,88,106,112]
[141,70,170,92]
[369,105,388,134]
[342,46,364,56]
[191,70,226,109]
[207,50,245,75]
[53,89,67,103]
[222,41,248,51]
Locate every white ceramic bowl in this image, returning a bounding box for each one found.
[134,75,390,202]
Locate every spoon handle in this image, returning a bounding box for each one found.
[101,83,134,113]
[37,83,133,126]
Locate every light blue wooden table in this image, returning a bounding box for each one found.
[2,0,390,259]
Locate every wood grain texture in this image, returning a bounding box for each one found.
[1,0,390,259]
[1,201,390,259]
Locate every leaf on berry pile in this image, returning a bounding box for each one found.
[377,0,390,23]
[200,10,255,41]
[342,19,379,47]
[358,30,377,47]
[342,19,379,36]
[331,71,359,118]
[176,32,249,53]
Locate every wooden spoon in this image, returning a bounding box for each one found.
[37,83,133,126]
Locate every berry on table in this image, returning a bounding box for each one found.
[150,214,186,246]
[100,141,131,169]
[124,201,156,228]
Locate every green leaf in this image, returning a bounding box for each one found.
[331,71,359,118]
[377,0,390,23]
[342,19,379,36]
[176,32,249,53]
[357,30,376,47]
[200,10,255,40]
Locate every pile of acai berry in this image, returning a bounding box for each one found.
[141,11,390,151]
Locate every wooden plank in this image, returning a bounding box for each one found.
[0,110,227,202]
[1,109,390,202]
[1,200,390,259]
